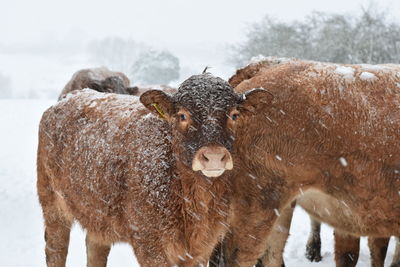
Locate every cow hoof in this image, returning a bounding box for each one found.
[305,242,322,262]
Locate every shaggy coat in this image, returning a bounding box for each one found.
[58,67,138,100]
[37,74,268,267]
[217,58,400,267]
[228,58,400,267]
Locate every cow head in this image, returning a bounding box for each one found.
[90,76,139,95]
[140,74,272,178]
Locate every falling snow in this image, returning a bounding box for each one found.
[274,209,281,216]
[339,157,348,167]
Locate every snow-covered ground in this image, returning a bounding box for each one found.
[0,99,396,266]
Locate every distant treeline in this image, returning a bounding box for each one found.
[0,72,12,98]
[89,37,180,85]
[230,5,400,66]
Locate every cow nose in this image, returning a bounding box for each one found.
[202,150,226,165]
[192,146,233,177]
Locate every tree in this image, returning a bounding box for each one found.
[230,5,400,66]
[130,50,180,85]
[88,37,150,74]
[0,72,12,98]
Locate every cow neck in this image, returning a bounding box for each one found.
[176,160,231,206]
[235,107,325,190]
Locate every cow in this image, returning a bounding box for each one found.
[58,67,138,100]
[37,73,269,267]
[212,58,400,267]
[228,58,400,267]
[134,84,177,96]
[228,57,400,267]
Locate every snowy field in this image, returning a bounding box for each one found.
[0,99,396,266]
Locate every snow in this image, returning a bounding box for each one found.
[360,71,377,81]
[248,55,292,66]
[334,66,355,82]
[0,99,397,266]
[360,64,388,72]
[339,157,348,167]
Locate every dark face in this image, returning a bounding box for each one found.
[101,76,126,94]
[140,74,272,177]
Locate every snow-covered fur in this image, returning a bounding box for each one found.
[37,74,270,267]
[58,67,138,100]
[216,58,400,267]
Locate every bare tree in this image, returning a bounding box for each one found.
[130,49,180,85]
[230,5,400,66]
[88,37,150,74]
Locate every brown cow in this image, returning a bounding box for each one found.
[37,73,269,266]
[241,57,400,266]
[228,58,400,267]
[241,59,400,267]
[213,58,400,267]
[227,58,400,267]
[58,67,138,100]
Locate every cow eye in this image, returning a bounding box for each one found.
[179,113,187,121]
[231,113,239,121]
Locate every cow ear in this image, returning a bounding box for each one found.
[126,86,139,95]
[140,90,175,120]
[240,88,273,113]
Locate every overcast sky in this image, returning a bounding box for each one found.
[1,0,399,96]
[2,0,399,48]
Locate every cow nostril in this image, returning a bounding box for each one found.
[221,154,226,162]
[202,153,209,162]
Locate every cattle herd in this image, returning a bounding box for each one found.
[36,57,400,267]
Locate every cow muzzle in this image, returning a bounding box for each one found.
[192,146,233,177]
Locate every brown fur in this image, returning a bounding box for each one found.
[228,56,298,88]
[135,85,177,96]
[261,191,400,267]
[38,91,231,266]
[218,58,400,266]
[58,67,137,100]
[38,74,269,267]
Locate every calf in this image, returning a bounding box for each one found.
[37,73,268,266]
[58,67,138,100]
[215,58,400,267]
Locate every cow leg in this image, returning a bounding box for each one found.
[38,168,72,267]
[222,209,278,267]
[256,203,295,267]
[42,204,72,267]
[334,231,359,267]
[391,237,400,267]
[130,238,172,267]
[368,237,390,267]
[209,242,224,267]
[305,217,322,262]
[86,233,111,267]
